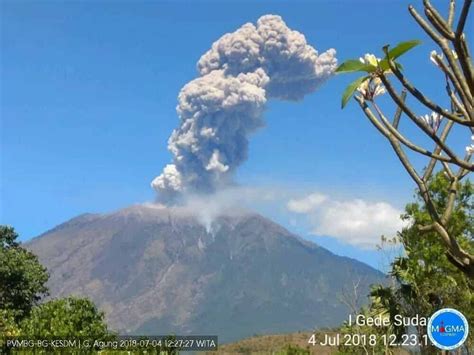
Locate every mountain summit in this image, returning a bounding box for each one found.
[27,204,384,342]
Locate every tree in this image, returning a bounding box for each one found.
[341,173,473,354]
[338,303,398,355]
[0,226,114,354]
[337,0,473,277]
[0,309,21,337]
[0,226,49,321]
[378,172,473,353]
[20,297,111,339]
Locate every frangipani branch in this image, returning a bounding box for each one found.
[379,75,474,171]
[337,0,473,276]
[384,55,472,125]
[355,94,474,277]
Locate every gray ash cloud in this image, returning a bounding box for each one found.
[152,15,337,202]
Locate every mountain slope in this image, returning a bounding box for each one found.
[27,204,384,343]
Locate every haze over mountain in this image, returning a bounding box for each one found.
[27,204,384,343]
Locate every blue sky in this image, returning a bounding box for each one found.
[1,0,465,270]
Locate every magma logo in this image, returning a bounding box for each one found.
[427,308,469,350]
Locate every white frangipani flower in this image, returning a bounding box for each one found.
[357,79,370,97]
[466,135,474,155]
[355,53,391,100]
[357,77,386,100]
[430,50,441,67]
[419,112,442,132]
[373,78,386,96]
[359,53,380,66]
[430,49,458,67]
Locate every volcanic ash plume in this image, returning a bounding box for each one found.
[152,15,337,201]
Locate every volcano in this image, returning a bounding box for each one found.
[27,204,384,343]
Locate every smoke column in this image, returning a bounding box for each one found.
[152,15,337,202]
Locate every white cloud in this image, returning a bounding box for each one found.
[287,193,327,213]
[287,193,406,248]
[148,184,406,250]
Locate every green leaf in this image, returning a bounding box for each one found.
[341,76,369,109]
[378,59,404,72]
[386,40,421,59]
[336,60,374,74]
